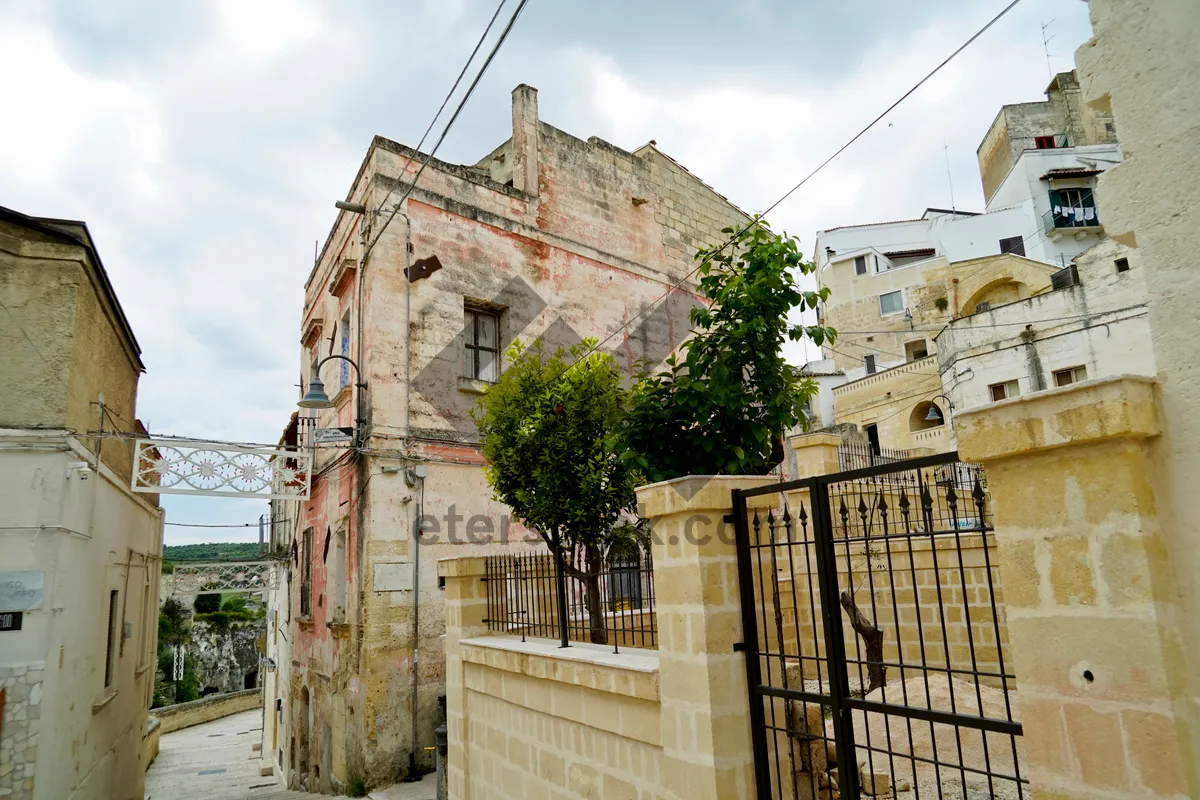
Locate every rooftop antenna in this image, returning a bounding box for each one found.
[944,143,956,214]
[1041,20,1056,78]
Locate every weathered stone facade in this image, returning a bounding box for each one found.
[0,207,163,800]
[0,663,43,799]
[266,84,750,793]
[936,238,1153,414]
[1074,1,1200,794]
[976,70,1119,205]
[189,619,264,694]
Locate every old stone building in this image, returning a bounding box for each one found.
[0,205,164,800]
[977,70,1119,207]
[262,84,750,793]
[806,68,1140,457]
[936,238,1153,413]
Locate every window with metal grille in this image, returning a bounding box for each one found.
[463,305,500,382]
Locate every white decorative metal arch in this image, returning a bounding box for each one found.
[132,439,311,501]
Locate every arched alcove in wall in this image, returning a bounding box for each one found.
[910,401,944,430]
[962,278,1030,315]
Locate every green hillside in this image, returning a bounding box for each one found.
[162,542,261,564]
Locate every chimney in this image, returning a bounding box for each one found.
[510,84,539,196]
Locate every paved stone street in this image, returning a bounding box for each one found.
[145,710,436,800]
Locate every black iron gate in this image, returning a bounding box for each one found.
[732,451,1027,799]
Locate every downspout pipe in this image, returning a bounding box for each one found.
[402,212,412,441]
[405,469,426,780]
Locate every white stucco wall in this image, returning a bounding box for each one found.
[261,561,291,784]
[0,430,164,800]
[799,361,847,428]
[815,205,1044,278]
[936,239,1151,412]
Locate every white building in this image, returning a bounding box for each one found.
[0,206,164,800]
[935,238,1152,413]
[814,71,1122,280]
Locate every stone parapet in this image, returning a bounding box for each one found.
[957,376,1189,799]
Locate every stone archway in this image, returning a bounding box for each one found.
[962,278,1029,314]
[910,401,945,431]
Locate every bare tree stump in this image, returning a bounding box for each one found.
[840,590,885,696]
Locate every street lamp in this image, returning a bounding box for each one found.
[925,394,954,422]
[299,354,362,409]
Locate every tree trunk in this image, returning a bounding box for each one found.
[583,544,607,645]
[840,590,885,696]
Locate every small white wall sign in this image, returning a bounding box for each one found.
[0,571,44,612]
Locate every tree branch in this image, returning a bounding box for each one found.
[840,589,886,696]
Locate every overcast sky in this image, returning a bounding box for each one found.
[0,0,1095,545]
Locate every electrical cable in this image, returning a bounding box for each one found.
[365,0,511,251]
[540,0,1026,383]
[164,520,291,529]
[831,303,1148,335]
[364,0,530,261]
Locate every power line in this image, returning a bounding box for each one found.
[546,0,1026,382]
[164,520,290,529]
[364,0,530,261]
[833,303,1147,336]
[366,0,511,251]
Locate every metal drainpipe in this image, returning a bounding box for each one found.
[403,211,412,441]
[405,471,425,780]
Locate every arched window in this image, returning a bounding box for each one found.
[910,401,944,430]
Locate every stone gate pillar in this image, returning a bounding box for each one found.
[955,376,1190,799]
[637,475,776,800]
[438,556,489,800]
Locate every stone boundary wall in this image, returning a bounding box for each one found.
[457,636,662,799]
[151,688,262,734]
[0,662,44,799]
[768,530,1012,689]
[143,717,161,769]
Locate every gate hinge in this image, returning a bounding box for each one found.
[733,642,745,652]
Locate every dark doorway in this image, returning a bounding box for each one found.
[865,423,881,456]
[244,670,258,690]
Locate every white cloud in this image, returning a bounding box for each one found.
[0,0,1097,541]
[0,27,161,187]
[216,0,321,60]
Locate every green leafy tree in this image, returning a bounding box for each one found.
[193,592,221,614]
[154,597,197,707]
[623,222,835,481]
[472,339,640,645]
[220,595,248,614]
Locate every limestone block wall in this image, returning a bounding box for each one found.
[151,688,263,734]
[457,638,662,799]
[820,253,1057,379]
[0,663,44,798]
[769,533,1012,689]
[830,356,947,453]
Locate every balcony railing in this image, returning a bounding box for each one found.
[1043,205,1101,234]
[1012,133,1068,152]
